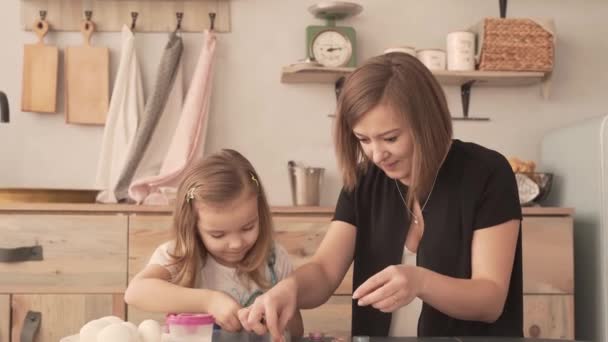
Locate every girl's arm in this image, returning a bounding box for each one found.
[124,264,219,313]
[125,264,243,331]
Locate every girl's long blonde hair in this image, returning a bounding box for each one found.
[334,53,453,213]
[169,149,274,289]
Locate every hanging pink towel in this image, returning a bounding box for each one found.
[95,25,144,203]
[129,30,217,204]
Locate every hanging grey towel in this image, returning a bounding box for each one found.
[114,32,183,201]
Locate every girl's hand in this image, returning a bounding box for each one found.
[238,277,298,342]
[352,265,427,313]
[208,291,243,332]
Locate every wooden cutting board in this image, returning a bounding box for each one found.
[65,19,109,125]
[21,19,58,113]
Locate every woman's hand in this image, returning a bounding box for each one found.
[207,291,243,332]
[238,277,298,342]
[352,265,427,312]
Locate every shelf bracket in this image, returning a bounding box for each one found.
[499,0,507,18]
[452,81,490,121]
[461,80,475,119]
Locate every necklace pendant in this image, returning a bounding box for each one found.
[413,218,418,225]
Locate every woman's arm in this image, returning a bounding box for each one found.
[286,310,304,338]
[292,220,357,309]
[354,219,520,323]
[239,220,357,340]
[420,219,520,322]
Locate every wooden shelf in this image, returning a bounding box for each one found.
[433,70,546,86]
[281,64,546,86]
[281,64,355,84]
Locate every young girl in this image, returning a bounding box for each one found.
[124,149,303,336]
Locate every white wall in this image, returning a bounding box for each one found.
[0,0,606,207]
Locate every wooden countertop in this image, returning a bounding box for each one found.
[0,203,574,216]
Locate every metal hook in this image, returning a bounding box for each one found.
[84,10,92,21]
[130,12,138,30]
[175,12,183,32]
[39,10,47,21]
[209,12,216,31]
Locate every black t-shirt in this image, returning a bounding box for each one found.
[333,139,523,337]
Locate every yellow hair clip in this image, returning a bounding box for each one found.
[186,187,196,203]
[250,172,259,188]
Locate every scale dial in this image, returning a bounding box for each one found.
[311,30,353,67]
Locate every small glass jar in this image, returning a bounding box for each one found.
[166,313,214,342]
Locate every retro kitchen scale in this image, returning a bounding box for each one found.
[305,1,362,68]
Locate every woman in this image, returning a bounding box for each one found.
[239,53,522,340]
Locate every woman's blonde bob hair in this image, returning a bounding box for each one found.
[169,149,274,289]
[334,52,453,211]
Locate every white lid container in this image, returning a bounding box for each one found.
[166,313,214,342]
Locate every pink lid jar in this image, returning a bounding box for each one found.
[166,313,214,342]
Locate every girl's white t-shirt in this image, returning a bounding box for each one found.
[147,241,293,306]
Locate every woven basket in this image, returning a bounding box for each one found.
[477,18,554,72]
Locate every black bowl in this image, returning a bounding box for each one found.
[516,172,553,205]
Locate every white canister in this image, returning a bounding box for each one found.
[384,46,416,56]
[416,49,446,71]
[446,31,476,71]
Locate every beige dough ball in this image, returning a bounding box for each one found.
[122,322,142,342]
[98,316,124,325]
[79,319,112,342]
[96,323,133,342]
[138,320,162,342]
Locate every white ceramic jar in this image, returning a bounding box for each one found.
[384,46,417,56]
[446,31,476,71]
[416,49,446,70]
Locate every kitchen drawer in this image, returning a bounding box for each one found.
[0,214,127,293]
[522,216,574,294]
[274,217,353,295]
[128,215,173,281]
[524,294,574,339]
[127,215,173,325]
[11,294,124,342]
[1,295,8,342]
[301,295,351,339]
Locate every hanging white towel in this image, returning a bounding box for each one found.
[95,25,144,203]
[114,32,184,201]
[129,30,217,205]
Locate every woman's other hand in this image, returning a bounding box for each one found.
[352,265,427,312]
[208,291,243,332]
[238,277,298,342]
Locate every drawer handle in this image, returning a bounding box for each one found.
[20,311,42,342]
[0,246,43,262]
[529,324,541,338]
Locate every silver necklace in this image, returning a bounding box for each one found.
[394,172,439,225]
